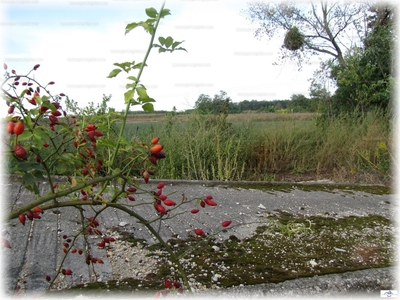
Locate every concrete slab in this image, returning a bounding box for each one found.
[1,175,396,297]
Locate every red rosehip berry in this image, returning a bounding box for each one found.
[13,121,24,135]
[6,121,15,134]
[151,137,160,145]
[18,214,26,225]
[194,228,205,236]
[163,199,176,206]
[150,144,163,153]
[222,220,232,227]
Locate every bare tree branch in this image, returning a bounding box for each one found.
[242,1,370,67]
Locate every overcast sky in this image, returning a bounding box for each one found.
[1,0,326,113]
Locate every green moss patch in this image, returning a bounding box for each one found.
[47,213,395,295]
[161,214,395,288]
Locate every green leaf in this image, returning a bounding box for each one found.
[20,89,28,97]
[130,99,140,106]
[96,138,116,148]
[146,24,154,35]
[145,7,158,18]
[40,101,57,111]
[33,133,44,149]
[140,22,149,32]
[174,47,188,52]
[33,128,49,140]
[136,86,148,99]
[107,68,122,78]
[158,37,166,45]
[172,41,180,50]
[113,62,133,72]
[126,83,137,89]
[124,89,135,103]
[164,36,173,48]
[142,103,154,112]
[160,8,171,18]
[127,76,138,82]
[133,62,146,69]
[41,95,50,102]
[56,153,79,174]
[141,97,155,103]
[18,161,44,172]
[23,178,39,195]
[17,131,32,141]
[31,169,45,181]
[158,47,167,53]
[22,173,36,186]
[125,22,138,35]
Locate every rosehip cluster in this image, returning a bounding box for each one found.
[152,181,177,215]
[189,195,232,237]
[4,63,67,161]
[154,278,184,297]
[125,185,137,201]
[6,119,28,160]
[74,123,104,176]
[149,137,166,165]
[18,206,43,225]
[86,216,116,248]
[55,231,106,281]
[141,137,166,183]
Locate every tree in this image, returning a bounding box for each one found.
[194,93,213,113]
[329,3,395,114]
[289,94,311,112]
[309,81,332,114]
[195,90,232,114]
[243,2,370,68]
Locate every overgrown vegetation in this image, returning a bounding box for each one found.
[119,108,391,184]
[5,107,391,184]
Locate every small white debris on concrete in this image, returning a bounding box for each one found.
[212,245,220,252]
[309,259,318,267]
[334,247,347,253]
[212,274,222,282]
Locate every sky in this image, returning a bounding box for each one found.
[1,0,339,113]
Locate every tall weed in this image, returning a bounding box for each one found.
[8,109,388,184]
[247,109,391,183]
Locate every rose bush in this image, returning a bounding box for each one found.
[2,3,231,296]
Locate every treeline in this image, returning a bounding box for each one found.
[193,91,317,114]
[125,93,316,115]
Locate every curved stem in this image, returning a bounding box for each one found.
[109,1,166,168]
[96,2,166,202]
[4,172,124,221]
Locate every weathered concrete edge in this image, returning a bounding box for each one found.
[3,174,390,187]
[194,266,398,298]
